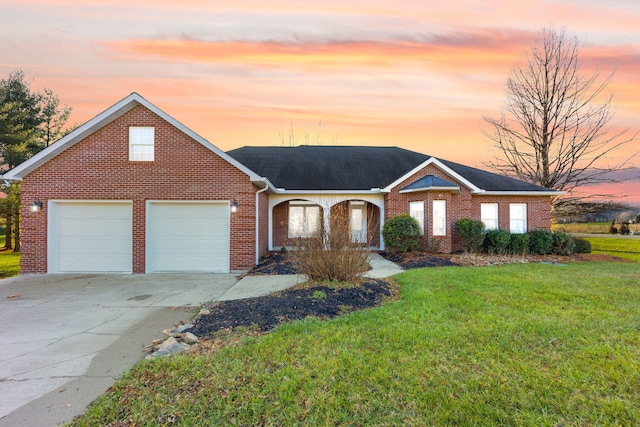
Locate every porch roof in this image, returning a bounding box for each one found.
[399,175,460,193]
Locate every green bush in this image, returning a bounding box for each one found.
[381,214,421,253]
[552,231,576,255]
[483,229,511,254]
[573,237,591,254]
[508,233,529,255]
[528,229,554,255]
[455,218,485,253]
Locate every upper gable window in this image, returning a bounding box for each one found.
[129,127,154,161]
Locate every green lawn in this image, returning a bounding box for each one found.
[0,236,20,278]
[71,262,640,426]
[585,237,640,262]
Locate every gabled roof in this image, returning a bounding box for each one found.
[2,93,264,183]
[227,145,562,195]
[400,175,460,193]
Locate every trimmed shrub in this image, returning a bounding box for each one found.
[528,229,554,255]
[483,229,511,254]
[455,218,485,253]
[573,237,591,254]
[508,233,529,255]
[381,214,421,253]
[552,231,576,255]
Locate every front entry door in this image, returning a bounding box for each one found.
[350,201,367,243]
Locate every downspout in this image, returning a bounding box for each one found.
[255,182,269,265]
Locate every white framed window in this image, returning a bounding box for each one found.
[481,203,499,230]
[129,127,155,161]
[409,201,424,235]
[510,203,527,234]
[288,204,321,238]
[433,200,446,236]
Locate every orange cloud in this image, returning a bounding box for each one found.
[104,30,531,75]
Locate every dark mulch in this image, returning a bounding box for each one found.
[380,251,461,269]
[249,251,300,275]
[187,279,393,338]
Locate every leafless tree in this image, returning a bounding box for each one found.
[484,28,637,194]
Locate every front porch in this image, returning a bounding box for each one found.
[268,194,384,251]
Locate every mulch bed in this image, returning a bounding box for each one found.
[187,279,393,338]
[187,250,630,341]
[380,251,461,269]
[249,251,299,275]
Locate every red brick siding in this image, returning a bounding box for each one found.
[20,104,258,273]
[470,195,553,232]
[385,164,553,253]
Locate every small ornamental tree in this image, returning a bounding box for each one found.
[455,218,485,253]
[381,214,421,253]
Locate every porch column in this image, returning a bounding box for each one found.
[322,204,331,248]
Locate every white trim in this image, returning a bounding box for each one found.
[3,92,263,182]
[399,186,460,194]
[383,157,483,193]
[272,189,386,194]
[255,184,269,266]
[475,191,564,196]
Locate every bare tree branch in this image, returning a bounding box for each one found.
[484,28,638,195]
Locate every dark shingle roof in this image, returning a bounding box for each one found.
[227,146,428,190]
[226,145,553,193]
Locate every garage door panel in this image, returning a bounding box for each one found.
[148,202,229,273]
[50,202,132,273]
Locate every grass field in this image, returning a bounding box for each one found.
[552,222,609,233]
[553,221,640,235]
[71,262,640,426]
[585,237,640,262]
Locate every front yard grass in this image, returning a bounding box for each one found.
[0,236,20,278]
[71,261,640,426]
[585,237,640,262]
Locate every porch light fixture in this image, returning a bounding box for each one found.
[30,200,43,213]
[230,199,238,213]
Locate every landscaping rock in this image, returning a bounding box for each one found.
[147,337,190,358]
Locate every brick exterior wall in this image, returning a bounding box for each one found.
[19,104,262,273]
[385,164,553,252]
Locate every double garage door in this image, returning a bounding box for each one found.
[48,201,230,273]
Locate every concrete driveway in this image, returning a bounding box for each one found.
[0,273,240,427]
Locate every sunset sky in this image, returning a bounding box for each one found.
[1,0,639,203]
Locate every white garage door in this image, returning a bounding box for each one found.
[49,202,133,273]
[147,202,230,273]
